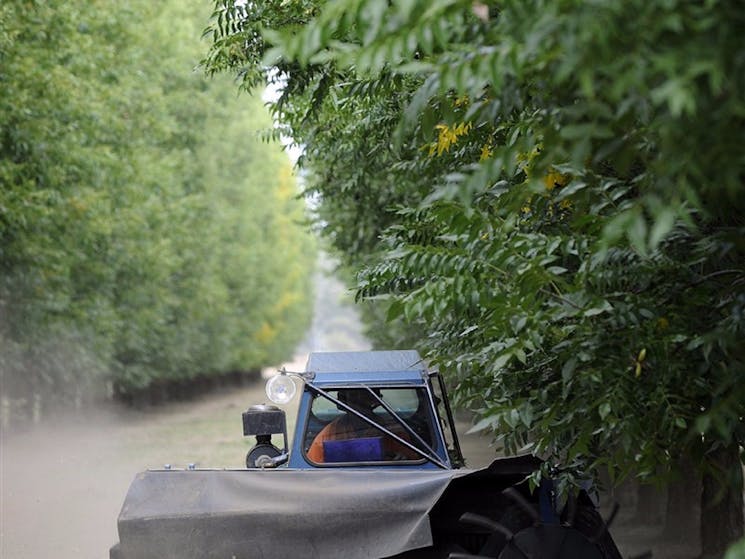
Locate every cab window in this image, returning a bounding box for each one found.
[303,387,436,465]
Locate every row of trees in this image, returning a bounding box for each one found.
[0,0,314,423]
[206,0,744,555]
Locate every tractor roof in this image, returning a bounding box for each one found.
[305,350,429,385]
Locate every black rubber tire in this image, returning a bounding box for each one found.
[572,504,624,559]
[475,503,623,559]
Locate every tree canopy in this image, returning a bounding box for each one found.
[206,0,744,552]
[0,0,315,416]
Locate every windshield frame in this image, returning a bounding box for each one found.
[302,382,449,469]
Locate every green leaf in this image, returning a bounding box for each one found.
[599,403,611,420]
[648,207,676,249]
[562,357,578,383]
[519,404,534,428]
[583,300,612,317]
[627,212,648,256]
[467,415,496,434]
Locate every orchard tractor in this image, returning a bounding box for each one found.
[110,350,623,559]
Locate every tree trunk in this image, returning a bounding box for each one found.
[663,454,701,544]
[636,480,666,525]
[700,444,744,558]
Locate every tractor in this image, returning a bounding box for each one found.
[110,350,623,559]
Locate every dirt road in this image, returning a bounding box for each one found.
[2,406,140,559]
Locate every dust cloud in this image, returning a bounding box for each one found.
[2,403,162,559]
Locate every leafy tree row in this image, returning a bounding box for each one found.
[0,0,314,420]
[206,0,744,554]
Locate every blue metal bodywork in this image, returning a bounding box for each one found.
[286,350,455,470]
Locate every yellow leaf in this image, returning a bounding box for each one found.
[543,169,571,191]
[432,122,472,156]
[454,95,470,107]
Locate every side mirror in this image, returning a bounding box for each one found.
[242,404,289,468]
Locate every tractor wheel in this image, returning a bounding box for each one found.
[454,491,623,559]
[497,524,605,559]
[496,503,622,559]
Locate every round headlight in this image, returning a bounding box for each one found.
[265,374,296,405]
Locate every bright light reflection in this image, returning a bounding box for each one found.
[266,374,296,404]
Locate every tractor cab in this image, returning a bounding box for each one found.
[243,350,464,470]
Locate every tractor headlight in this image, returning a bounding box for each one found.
[265,373,296,405]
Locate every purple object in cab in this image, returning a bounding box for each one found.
[323,437,384,462]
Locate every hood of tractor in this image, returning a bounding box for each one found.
[112,456,541,559]
[114,468,457,559]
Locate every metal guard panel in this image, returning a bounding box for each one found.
[116,468,460,559]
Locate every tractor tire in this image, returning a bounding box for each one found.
[495,503,623,559]
[454,497,623,559]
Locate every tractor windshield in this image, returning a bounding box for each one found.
[302,386,443,466]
